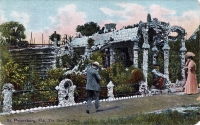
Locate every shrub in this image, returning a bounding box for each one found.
[66,73,86,99]
[1,59,29,90]
[128,69,144,84]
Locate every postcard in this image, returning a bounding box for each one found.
[0,0,199,124]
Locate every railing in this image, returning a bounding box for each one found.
[12,89,58,111]
[0,84,140,113]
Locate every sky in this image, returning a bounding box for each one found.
[0,0,199,44]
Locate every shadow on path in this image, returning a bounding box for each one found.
[103,106,120,111]
[90,106,120,114]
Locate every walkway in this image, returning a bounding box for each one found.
[0,93,200,125]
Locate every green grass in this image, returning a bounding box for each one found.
[74,109,200,125]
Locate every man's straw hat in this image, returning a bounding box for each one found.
[93,61,99,67]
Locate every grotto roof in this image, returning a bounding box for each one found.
[71,27,138,47]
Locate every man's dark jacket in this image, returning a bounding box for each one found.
[86,67,101,91]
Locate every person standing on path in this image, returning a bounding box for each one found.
[85,61,102,114]
[184,54,198,95]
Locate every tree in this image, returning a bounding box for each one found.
[68,35,74,43]
[0,37,8,88]
[0,41,29,89]
[87,38,94,49]
[60,34,74,45]
[76,22,100,36]
[49,31,61,41]
[105,23,116,32]
[0,21,26,46]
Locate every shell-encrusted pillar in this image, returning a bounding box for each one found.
[180,37,187,81]
[53,38,57,47]
[162,36,170,84]
[110,47,115,66]
[133,40,139,68]
[142,27,150,89]
[2,83,15,113]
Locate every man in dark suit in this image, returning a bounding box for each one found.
[85,61,102,114]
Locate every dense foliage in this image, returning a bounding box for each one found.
[87,38,94,49]
[168,39,182,82]
[49,32,61,42]
[185,27,199,82]
[99,63,144,94]
[0,21,26,46]
[76,22,100,36]
[66,73,86,100]
[12,68,64,110]
[1,59,29,89]
[0,40,30,89]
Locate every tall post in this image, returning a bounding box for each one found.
[142,27,150,89]
[179,37,187,81]
[49,36,51,47]
[42,33,43,47]
[30,32,32,44]
[162,35,170,83]
[110,47,115,66]
[133,40,139,68]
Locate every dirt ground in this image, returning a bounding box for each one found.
[0,93,200,125]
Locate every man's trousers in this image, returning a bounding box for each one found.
[86,90,100,111]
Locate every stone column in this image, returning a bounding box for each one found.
[179,37,187,81]
[2,83,15,113]
[107,81,114,100]
[133,40,139,68]
[162,36,170,83]
[142,49,149,84]
[53,38,57,47]
[110,47,115,66]
[142,27,150,89]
